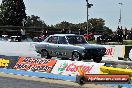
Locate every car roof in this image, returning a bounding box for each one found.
[51,34,81,36]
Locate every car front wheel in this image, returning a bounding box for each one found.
[72,52,82,61]
[93,57,102,63]
[41,50,51,59]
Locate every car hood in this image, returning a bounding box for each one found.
[75,44,105,49]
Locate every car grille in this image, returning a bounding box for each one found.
[86,48,106,53]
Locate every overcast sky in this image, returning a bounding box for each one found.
[0,0,132,31]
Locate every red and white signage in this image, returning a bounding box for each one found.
[14,57,57,73]
[102,45,124,60]
[51,60,104,76]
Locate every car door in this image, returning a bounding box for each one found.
[57,36,69,58]
[57,36,80,58]
[46,36,59,57]
[64,36,84,58]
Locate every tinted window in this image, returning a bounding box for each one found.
[58,36,67,44]
[47,36,58,44]
[67,36,87,44]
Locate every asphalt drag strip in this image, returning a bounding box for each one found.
[0,72,117,88]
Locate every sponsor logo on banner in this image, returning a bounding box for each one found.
[65,63,94,73]
[51,60,104,76]
[14,57,57,73]
[104,46,115,57]
[83,74,130,83]
[105,48,113,56]
[0,58,9,68]
[103,45,124,60]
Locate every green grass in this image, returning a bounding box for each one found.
[87,40,97,44]
[87,40,132,45]
[123,40,132,45]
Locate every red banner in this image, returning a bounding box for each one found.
[83,74,130,82]
[13,57,57,73]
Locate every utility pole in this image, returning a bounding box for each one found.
[118,3,123,26]
[86,0,93,35]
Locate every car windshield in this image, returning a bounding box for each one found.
[67,36,87,44]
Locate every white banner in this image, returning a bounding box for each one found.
[102,45,125,60]
[51,60,104,76]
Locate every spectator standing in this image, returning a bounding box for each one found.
[129,28,132,40]
[123,27,127,40]
[21,29,26,40]
[43,29,48,38]
[61,29,66,34]
[68,29,72,34]
[0,32,2,38]
[117,26,123,43]
[39,33,45,42]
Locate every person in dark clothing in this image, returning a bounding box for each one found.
[61,29,66,34]
[0,33,2,38]
[116,26,123,43]
[20,29,27,40]
[123,27,127,40]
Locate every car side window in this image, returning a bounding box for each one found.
[58,36,67,44]
[47,36,58,44]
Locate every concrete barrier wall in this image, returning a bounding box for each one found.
[0,56,104,81]
[0,56,105,76]
[0,56,131,81]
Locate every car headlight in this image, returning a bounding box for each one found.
[100,48,106,54]
[83,49,87,53]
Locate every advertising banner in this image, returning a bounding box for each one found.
[14,57,57,73]
[51,60,104,76]
[102,45,124,60]
[0,58,9,68]
[0,55,19,69]
[80,74,130,83]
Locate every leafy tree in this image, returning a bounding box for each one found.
[54,18,112,34]
[0,5,3,26]
[26,15,47,27]
[0,0,26,26]
[103,26,113,34]
[54,21,70,29]
[54,21,80,30]
[89,18,105,32]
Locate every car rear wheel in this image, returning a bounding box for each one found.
[41,50,51,59]
[93,57,102,63]
[72,52,82,61]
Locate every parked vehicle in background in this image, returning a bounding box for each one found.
[35,34,106,63]
[0,35,9,42]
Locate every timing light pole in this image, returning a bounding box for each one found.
[86,0,93,35]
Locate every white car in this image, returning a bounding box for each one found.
[129,49,132,61]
